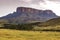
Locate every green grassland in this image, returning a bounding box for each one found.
[0,29,60,40]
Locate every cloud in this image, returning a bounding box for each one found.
[0,0,60,7]
[31,0,44,4]
[19,0,44,5]
[0,0,60,17]
[49,0,60,2]
[0,0,46,7]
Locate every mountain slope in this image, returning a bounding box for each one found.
[29,17,60,31]
[35,17,60,27]
[0,7,58,24]
[44,17,60,26]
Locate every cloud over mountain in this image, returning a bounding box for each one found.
[0,0,60,17]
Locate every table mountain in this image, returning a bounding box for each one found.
[0,7,58,24]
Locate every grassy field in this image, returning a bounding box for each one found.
[0,29,60,40]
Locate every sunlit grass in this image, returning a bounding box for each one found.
[0,29,60,40]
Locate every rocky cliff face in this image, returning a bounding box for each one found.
[0,7,58,23]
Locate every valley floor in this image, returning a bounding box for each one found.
[0,29,60,40]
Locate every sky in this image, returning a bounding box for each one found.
[0,0,60,17]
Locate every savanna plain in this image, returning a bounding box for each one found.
[0,29,60,40]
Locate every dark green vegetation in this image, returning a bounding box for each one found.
[3,23,33,30]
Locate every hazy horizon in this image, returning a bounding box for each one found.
[0,0,60,17]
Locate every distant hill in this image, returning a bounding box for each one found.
[43,17,60,26]
[33,17,60,27]
[0,7,58,24]
[28,17,60,31]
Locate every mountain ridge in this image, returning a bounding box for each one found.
[0,7,58,24]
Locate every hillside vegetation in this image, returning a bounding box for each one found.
[0,17,60,31]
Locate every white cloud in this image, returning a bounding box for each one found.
[0,0,60,17]
[49,0,60,2]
